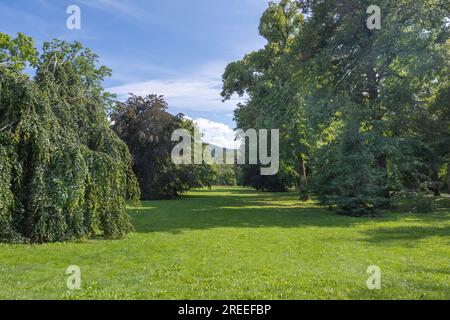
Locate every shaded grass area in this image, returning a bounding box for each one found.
[0,187,449,299]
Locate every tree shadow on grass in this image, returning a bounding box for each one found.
[129,207,360,234]
[361,225,450,246]
[190,187,258,194]
[128,189,450,235]
[128,192,363,234]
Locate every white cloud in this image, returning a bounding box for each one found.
[107,61,245,112]
[107,62,244,149]
[194,118,239,149]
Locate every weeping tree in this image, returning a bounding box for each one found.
[0,33,139,243]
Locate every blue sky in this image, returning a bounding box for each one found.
[0,0,270,148]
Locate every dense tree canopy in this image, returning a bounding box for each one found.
[1,0,447,245]
[222,0,449,214]
[111,94,214,200]
[0,33,139,243]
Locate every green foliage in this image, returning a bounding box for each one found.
[410,194,436,214]
[0,32,38,70]
[223,0,450,214]
[222,0,312,195]
[393,191,437,214]
[111,94,214,199]
[312,117,389,215]
[210,164,237,186]
[237,164,293,192]
[0,34,139,243]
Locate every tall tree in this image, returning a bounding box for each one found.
[296,0,449,205]
[223,0,449,214]
[111,94,213,200]
[0,34,139,243]
[222,0,305,193]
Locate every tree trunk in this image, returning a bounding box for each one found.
[367,63,390,199]
[376,154,390,198]
[448,162,450,195]
[430,169,441,197]
[298,156,309,201]
[301,157,308,184]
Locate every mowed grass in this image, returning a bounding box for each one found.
[0,187,449,300]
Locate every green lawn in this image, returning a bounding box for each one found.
[0,187,449,300]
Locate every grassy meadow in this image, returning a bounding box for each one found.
[0,187,449,300]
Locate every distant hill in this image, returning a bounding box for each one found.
[205,143,238,164]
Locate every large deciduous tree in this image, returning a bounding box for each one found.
[0,34,139,243]
[223,0,449,214]
[111,94,213,200]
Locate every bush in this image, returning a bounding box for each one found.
[394,192,436,214]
